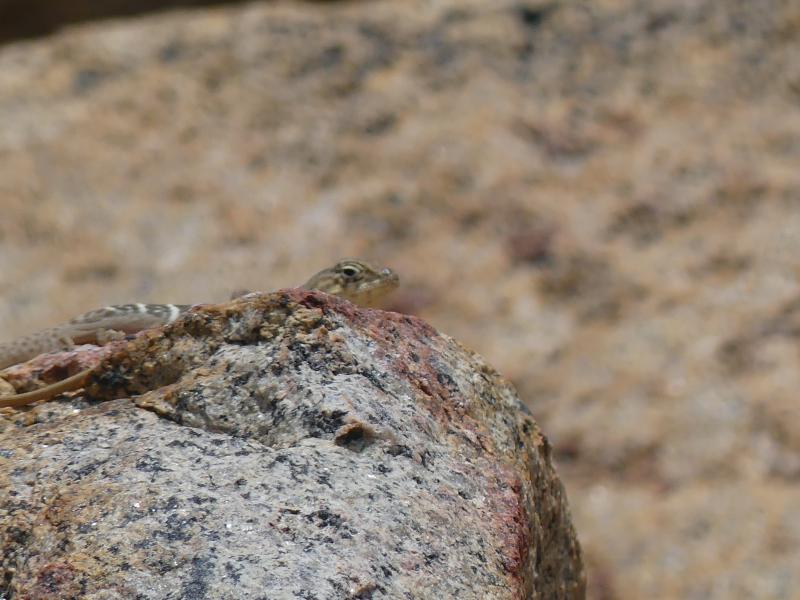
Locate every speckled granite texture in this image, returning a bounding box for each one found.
[0,290,584,599]
[2,0,799,596]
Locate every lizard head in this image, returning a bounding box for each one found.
[302,259,399,307]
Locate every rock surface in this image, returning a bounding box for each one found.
[0,290,584,599]
[0,0,799,597]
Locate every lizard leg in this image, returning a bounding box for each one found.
[55,333,75,350]
[94,329,128,345]
[0,376,15,397]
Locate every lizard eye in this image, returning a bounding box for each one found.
[340,265,361,278]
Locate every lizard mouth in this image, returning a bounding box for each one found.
[349,268,399,306]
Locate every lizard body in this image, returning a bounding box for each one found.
[0,303,190,371]
[0,259,398,409]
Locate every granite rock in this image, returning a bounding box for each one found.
[0,290,584,599]
[1,0,799,597]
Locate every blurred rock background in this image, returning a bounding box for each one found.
[0,0,798,597]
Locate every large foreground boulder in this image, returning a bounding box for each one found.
[0,290,584,599]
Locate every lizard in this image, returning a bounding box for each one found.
[0,259,398,409]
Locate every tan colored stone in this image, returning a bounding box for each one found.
[0,0,799,596]
[0,291,584,598]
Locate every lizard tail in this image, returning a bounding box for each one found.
[0,368,92,408]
